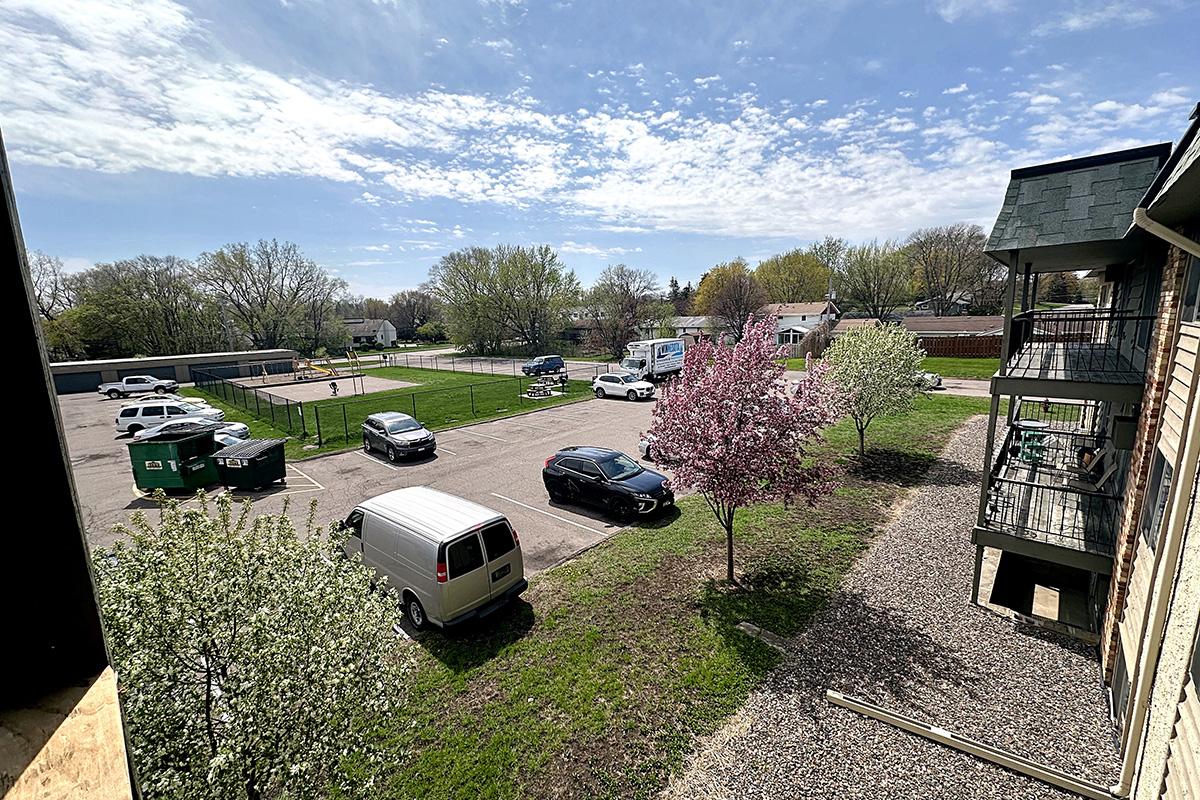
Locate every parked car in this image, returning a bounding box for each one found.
[342,487,527,631]
[592,372,655,401]
[127,393,210,406]
[98,375,178,399]
[362,411,436,461]
[132,419,250,442]
[542,446,673,518]
[521,354,566,376]
[115,401,224,433]
[917,371,943,390]
[638,434,656,461]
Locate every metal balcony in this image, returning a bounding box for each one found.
[975,399,1122,574]
[994,308,1153,402]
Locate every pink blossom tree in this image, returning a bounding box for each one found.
[648,316,843,583]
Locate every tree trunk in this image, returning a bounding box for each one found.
[725,520,735,583]
[857,424,866,456]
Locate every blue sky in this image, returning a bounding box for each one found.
[2,0,1196,296]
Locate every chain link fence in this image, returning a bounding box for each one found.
[312,374,584,445]
[192,369,307,436]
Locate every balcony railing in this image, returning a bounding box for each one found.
[1003,308,1153,385]
[981,399,1122,559]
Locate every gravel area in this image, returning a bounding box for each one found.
[663,416,1120,800]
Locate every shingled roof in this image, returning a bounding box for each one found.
[985,143,1171,256]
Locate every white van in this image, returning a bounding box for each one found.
[342,487,527,630]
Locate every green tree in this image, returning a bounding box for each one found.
[822,323,926,455]
[836,239,910,320]
[193,240,347,351]
[428,244,579,355]
[641,299,679,338]
[754,249,831,303]
[93,494,410,800]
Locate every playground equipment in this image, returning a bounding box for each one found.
[295,357,339,379]
[346,349,362,371]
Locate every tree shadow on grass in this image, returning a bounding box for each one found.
[415,598,537,673]
[847,448,980,488]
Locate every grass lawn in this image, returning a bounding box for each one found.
[348,393,992,799]
[921,356,1000,380]
[188,366,592,459]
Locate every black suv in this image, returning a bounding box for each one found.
[522,354,566,376]
[542,446,673,518]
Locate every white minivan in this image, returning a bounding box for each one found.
[342,487,527,630]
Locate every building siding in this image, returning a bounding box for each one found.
[1103,244,1189,681]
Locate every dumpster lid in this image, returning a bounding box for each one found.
[213,439,288,459]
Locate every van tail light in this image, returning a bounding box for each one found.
[511,527,520,545]
[436,561,448,583]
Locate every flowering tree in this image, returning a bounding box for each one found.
[93,493,410,800]
[822,323,926,456]
[648,316,843,583]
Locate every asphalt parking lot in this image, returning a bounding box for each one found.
[61,391,659,574]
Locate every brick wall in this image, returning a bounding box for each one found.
[1101,243,1188,681]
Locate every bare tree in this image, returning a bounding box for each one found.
[837,240,910,321]
[29,250,72,320]
[694,257,768,340]
[906,223,987,316]
[582,264,660,358]
[193,240,342,351]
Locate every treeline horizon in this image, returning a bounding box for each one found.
[30,223,1095,362]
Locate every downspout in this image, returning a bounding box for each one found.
[1110,208,1200,798]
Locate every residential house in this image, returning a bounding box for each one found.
[913,291,973,315]
[761,301,839,345]
[343,318,397,349]
[973,105,1200,800]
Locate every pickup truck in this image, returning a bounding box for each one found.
[97,375,179,399]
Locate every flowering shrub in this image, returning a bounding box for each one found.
[822,323,926,455]
[93,493,410,799]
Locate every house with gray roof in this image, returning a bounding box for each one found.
[342,318,397,349]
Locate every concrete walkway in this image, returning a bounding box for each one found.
[662,417,1117,800]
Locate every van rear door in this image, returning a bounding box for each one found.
[479,520,523,600]
[440,533,490,621]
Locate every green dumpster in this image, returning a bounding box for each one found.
[128,430,220,492]
[213,439,288,491]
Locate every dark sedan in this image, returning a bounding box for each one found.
[542,446,673,519]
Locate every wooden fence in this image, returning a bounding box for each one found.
[918,335,1002,358]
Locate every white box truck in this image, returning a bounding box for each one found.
[619,338,685,381]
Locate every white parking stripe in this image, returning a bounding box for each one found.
[489,492,622,537]
[355,451,398,470]
[437,446,458,456]
[456,429,509,442]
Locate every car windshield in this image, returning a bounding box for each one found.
[619,359,640,370]
[386,419,422,434]
[599,454,642,480]
[619,374,640,384]
[178,402,205,412]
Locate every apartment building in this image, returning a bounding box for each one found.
[973,105,1199,799]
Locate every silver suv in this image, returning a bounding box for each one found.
[362,411,436,461]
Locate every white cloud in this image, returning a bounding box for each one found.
[932,0,1011,22]
[0,0,1188,245]
[558,241,643,259]
[693,75,721,88]
[1033,3,1157,35]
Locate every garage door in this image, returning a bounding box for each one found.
[53,371,103,394]
[117,365,178,381]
